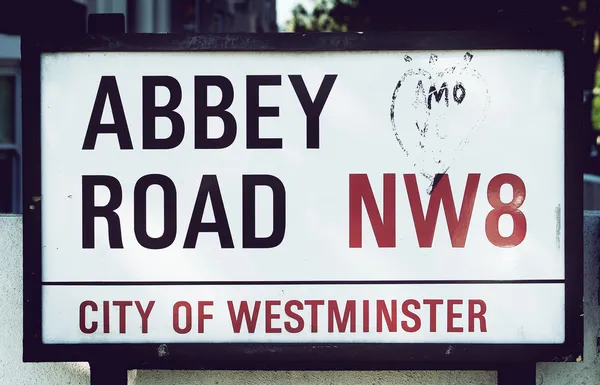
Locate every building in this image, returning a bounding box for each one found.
[92,0,278,34]
[0,34,21,214]
[0,0,277,214]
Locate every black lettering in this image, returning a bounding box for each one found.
[133,174,177,249]
[453,82,466,104]
[184,175,234,248]
[142,76,184,149]
[289,74,337,149]
[82,76,133,150]
[427,82,449,109]
[242,175,286,248]
[246,75,281,149]
[82,175,123,249]
[194,76,236,149]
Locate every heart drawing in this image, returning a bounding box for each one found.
[389,52,491,194]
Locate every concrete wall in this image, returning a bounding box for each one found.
[1,213,599,384]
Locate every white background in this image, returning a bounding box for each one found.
[43,284,564,344]
[40,50,565,343]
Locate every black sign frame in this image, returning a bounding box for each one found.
[22,29,583,370]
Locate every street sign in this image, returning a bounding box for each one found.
[23,31,583,368]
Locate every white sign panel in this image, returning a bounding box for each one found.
[40,49,565,344]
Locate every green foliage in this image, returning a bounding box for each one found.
[285,0,585,32]
[285,1,350,32]
[592,68,600,130]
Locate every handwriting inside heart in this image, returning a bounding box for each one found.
[390,52,491,194]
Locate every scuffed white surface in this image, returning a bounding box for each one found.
[39,50,566,344]
[40,51,565,283]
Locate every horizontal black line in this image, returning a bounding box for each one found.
[41,279,565,286]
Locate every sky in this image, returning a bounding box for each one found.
[277,0,315,30]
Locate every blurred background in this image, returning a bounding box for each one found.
[1,0,599,214]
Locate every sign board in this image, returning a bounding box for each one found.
[23,31,583,368]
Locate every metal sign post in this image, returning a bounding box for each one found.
[498,364,537,385]
[90,362,127,385]
[22,28,583,385]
